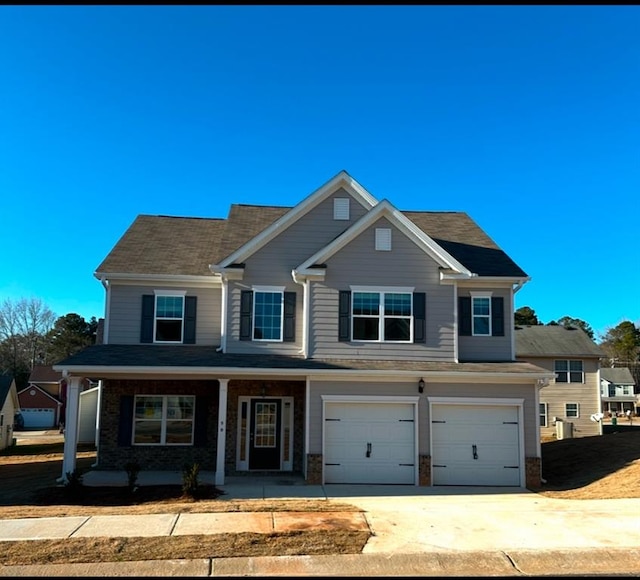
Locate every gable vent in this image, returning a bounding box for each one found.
[375,228,392,251]
[334,198,350,220]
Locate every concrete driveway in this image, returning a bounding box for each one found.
[318,485,640,554]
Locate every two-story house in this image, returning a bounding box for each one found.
[54,171,553,488]
[515,325,604,439]
[600,367,636,417]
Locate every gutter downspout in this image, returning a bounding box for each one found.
[100,277,110,344]
[291,270,308,358]
[217,276,228,353]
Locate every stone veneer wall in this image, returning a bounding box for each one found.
[98,379,219,471]
[224,380,306,476]
[306,454,323,484]
[419,454,431,486]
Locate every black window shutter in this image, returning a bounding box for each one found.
[459,297,472,336]
[140,295,155,343]
[193,395,209,447]
[413,292,426,343]
[283,292,296,342]
[118,395,134,447]
[492,296,505,336]
[184,296,197,344]
[338,290,351,342]
[240,291,253,340]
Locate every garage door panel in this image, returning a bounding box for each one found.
[324,402,415,484]
[21,408,55,429]
[431,404,521,487]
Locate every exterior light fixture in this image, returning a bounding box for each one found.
[418,378,425,394]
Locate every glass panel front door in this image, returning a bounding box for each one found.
[249,399,282,470]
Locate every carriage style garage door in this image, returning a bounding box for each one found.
[324,402,416,484]
[431,403,521,486]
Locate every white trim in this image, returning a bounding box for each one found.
[295,200,472,277]
[153,289,187,296]
[565,402,580,418]
[103,278,111,345]
[539,401,548,428]
[427,396,524,405]
[350,288,414,343]
[322,394,420,403]
[350,285,414,293]
[132,394,196,446]
[252,285,285,293]
[304,377,310,479]
[217,171,378,268]
[453,284,459,363]
[216,379,229,485]
[469,291,493,297]
[17,385,63,405]
[471,295,492,337]
[219,278,228,352]
[96,273,222,286]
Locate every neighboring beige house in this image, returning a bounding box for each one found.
[0,375,19,450]
[515,325,604,439]
[600,367,636,417]
[55,170,554,489]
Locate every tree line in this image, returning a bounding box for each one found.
[0,298,98,389]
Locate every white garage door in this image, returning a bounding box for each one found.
[21,408,55,429]
[431,404,521,486]
[324,402,415,484]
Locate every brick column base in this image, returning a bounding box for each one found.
[525,456,541,488]
[306,454,323,484]
[419,454,431,486]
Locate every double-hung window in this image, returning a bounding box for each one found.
[133,395,195,445]
[554,360,584,383]
[472,296,491,336]
[155,293,185,343]
[539,402,548,427]
[253,289,283,341]
[565,403,579,418]
[352,288,412,342]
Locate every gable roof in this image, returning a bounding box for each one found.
[0,375,17,409]
[94,172,529,280]
[214,170,378,268]
[515,325,604,358]
[95,215,226,277]
[600,367,635,385]
[295,199,473,277]
[28,365,63,384]
[17,384,63,405]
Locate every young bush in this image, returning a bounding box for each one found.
[124,461,141,492]
[182,462,201,498]
[63,468,84,500]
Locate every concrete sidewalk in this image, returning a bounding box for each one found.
[2,480,640,576]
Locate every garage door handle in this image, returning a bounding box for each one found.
[472,444,478,460]
[366,442,372,458]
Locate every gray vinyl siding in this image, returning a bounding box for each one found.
[518,356,601,438]
[308,379,539,458]
[457,288,513,361]
[225,189,369,355]
[310,217,456,361]
[107,283,221,345]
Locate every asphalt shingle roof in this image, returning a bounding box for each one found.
[515,325,604,358]
[0,375,15,408]
[96,205,526,278]
[54,344,547,376]
[600,367,635,385]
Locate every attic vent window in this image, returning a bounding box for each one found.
[375,228,392,251]
[334,198,350,220]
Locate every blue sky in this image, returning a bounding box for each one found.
[1,6,638,341]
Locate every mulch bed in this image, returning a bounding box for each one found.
[31,484,225,507]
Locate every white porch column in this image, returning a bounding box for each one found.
[215,379,229,486]
[59,376,82,483]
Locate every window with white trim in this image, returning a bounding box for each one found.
[254,291,283,341]
[539,402,548,427]
[565,402,579,418]
[333,198,350,220]
[352,290,412,342]
[155,294,184,343]
[554,360,584,383]
[133,395,195,445]
[472,296,491,336]
[375,228,392,251]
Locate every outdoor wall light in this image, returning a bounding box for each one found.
[418,378,425,394]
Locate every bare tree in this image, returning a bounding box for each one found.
[0,297,57,387]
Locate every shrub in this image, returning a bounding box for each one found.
[63,468,84,499]
[182,462,201,498]
[124,461,141,492]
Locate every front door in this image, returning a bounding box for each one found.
[249,399,282,470]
